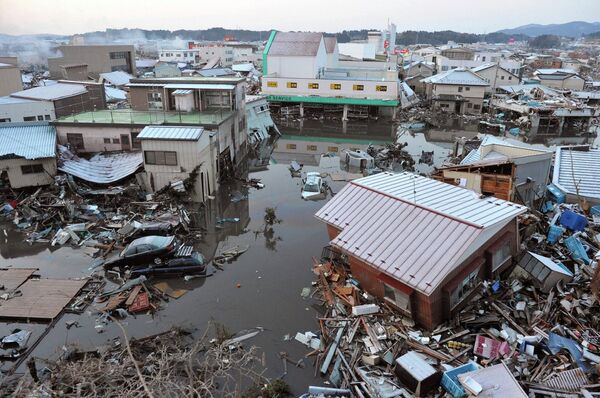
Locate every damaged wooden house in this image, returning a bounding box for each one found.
[315,172,528,330]
[433,135,552,206]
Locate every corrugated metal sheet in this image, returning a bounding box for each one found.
[99,71,132,86]
[268,32,323,56]
[10,83,87,101]
[0,123,56,160]
[542,368,590,392]
[554,146,600,201]
[171,89,193,95]
[461,363,527,397]
[59,149,143,184]
[352,172,526,227]
[315,172,526,295]
[138,126,204,141]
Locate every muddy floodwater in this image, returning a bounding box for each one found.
[0,119,596,394]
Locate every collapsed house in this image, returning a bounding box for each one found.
[315,172,528,330]
[245,95,280,145]
[493,84,596,137]
[552,145,600,206]
[0,122,57,189]
[434,135,552,206]
[137,125,217,202]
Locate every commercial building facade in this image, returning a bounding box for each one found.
[48,45,136,79]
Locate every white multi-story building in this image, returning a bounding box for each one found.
[158,49,201,64]
[262,30,417,119]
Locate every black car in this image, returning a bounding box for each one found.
[122,222,174,243]
[130,252,206,277]
[104,235,178,270]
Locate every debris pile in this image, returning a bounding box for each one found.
[5,325,288,398]
[299,194,600,397]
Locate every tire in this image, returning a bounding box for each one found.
[153,257,162,265]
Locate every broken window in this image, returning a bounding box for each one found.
[112,138,120,144]
[450,269,479,308]
[147,92,163,110]
[66,133,84,150]
[383,283,411,314]
[492,241,512,271]
[0,118,11,123]
[21,164,44,174]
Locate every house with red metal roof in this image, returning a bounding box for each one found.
[315,172,528,329]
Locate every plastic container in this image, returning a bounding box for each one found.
[547,184,566,204]
[547,225,564,244]
[560,210,588,232]
[441,362,480,398]
[564,235,591,264]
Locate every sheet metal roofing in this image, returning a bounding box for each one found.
[162,83,235,90]
[268,31,323,56]
[315,172,526,295]
[99,71,133,86]
[0,123,56,160]
[553,146,600,201]
[10,83,87,101]
[0,96,41,105]
[460,135,550,165]
[421,68,489,86]
[59,148,143,184]
[137,126,204,141]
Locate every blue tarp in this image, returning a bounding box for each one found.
[547,333,594,373]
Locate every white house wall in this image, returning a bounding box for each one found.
[0,157,56,188]
[56,125,135,152]
[141,134,218,202]
[0,100,56,123]
[262,76,399,100]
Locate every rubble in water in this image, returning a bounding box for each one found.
[300,196,600,397]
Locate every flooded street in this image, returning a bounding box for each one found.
[0,119,596,394]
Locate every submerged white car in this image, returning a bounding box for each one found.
[301,172,323,199]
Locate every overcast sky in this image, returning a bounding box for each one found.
[1,0,599,35]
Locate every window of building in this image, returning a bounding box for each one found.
[286,143,296,150]
[103,138,111,144]
[21,164,44,174]
[36,115,44,121]
[307,144,317,151]
[508,76,512,81]
[450,269,479,308]
[467,103,473,108]
[441,66,449,71]
[352,84,364,91]
[0,118,11,123]
[267,81,278,88]
[308,83,319,89]
[465,87,470,91]
[44,115,51,120]
[440,103,449,108]
[144,150,178,166]
[23,116,36,121]
[473,104,481,110]
[147,92,163,110]
[376,85,388,92]
[500,75,505,80]
[66,133,84,150]
[110,51,128,59]
[383,284,411,313]
[458,86,463,92]
[330,83,342,90]
[287,82,298,88]
[492,241,512,271]
[327,146,339,153]
[112,138,120,144]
